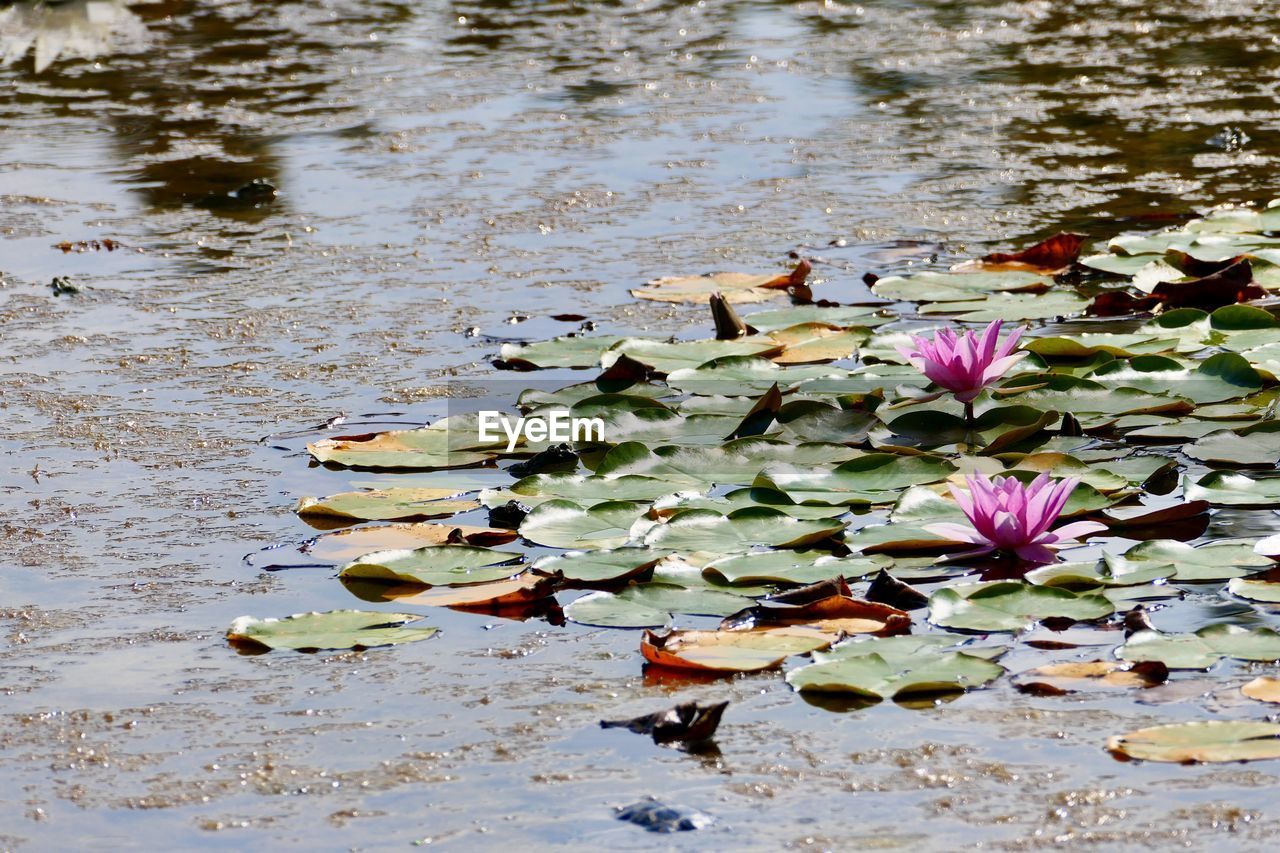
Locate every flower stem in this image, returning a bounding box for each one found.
[963,400,975,426]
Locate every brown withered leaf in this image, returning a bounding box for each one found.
[1152,258,1262,310]
[1086,290,1160,318]
[1165,250,1245,278]
[1100,501,1210,541]
[865,569,929,610]
[306,521,517,562]
[632,260,811,304]
[719,589,910,636]
[357,570,560,609]
[601,700,729,745]
[640,627,833,673]
[1242,676,1280,705]
[1013,659,1168,696]
[977,232,1086,272]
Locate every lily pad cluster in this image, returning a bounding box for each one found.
[235,202,1280,763]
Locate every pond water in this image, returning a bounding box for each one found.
[3,0,1280,848]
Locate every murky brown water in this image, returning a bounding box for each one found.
[3,1,1280,848]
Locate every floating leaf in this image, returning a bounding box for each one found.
[767,322,869,364]
[498,335,629,369]
[919,291,1089,322]
[226,611,437,652]
[929,582,1114,632]
[702,551,887,586]
[632,262,810,304]
[976,232,1085,272]
[1119,624,1280,669]
[519,500,650,549]
[565,583,751,628]
[1227,576,1280,602]
[643,507,846,552]
[596,438,860,486]
[1184,471,1280,506]
[306,522,516,562]
[755,454,955,506]
[1107,721,1280,763]
[338,544,522,586]
[1089,353,1263,405]
[872,270,1052,303]
[786,634,1003,698]
[1185,421,1280,467]
[295,489,479,523]
[602,338,782,375]
[650,487,852,521]
[1012,660,1167,695]
[722,589,910,636]
[744,304,890,332]
[510,473,688,503]
[665,356,844,396]
[1023,334,1179,358]
[362,571,558,608]
[534,548,667,584]
[307,419,504,469]
[640,627,832,672]
[1242,676,1280,704]
[1104,539,1270,582]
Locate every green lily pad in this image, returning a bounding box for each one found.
[533,548,668,584]
[665,356,844,396]
[744,304,891,332]
[1103,539,1271,582]
[918,291,1089,322]
[226,611,438,652]
[999,375,1192,416]
[498,335,629,369]
[295,488,479,522]
[871,270,1052,302]
[1227,577,1280,603]
[594,438,860,485]
[643,507,847,552]
[338,544,523,585]
[929,582,1114,632]
[1108,721,1280,764]
[1024,560,1169,589]
[702,551,888,586]
[1089,353,1263,405]
[1185,421,1280,466]
[586,408,753,448]
[518,500,650,549]
[510,473,688,503]
[602,338,780,374]
[1184,471,1280,506]
[786,635,1004,698]
[1023,334,1179,358]
[1119,624,1280,669]
[756,454,955,506]
[651,488,852,521]
[564,583,752,628]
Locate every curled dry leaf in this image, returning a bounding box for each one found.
[1012,660,1168,696]
[306,522,516,562]
[601,700,730,745]
[1242,676,1280,704]
[354,570,559,608]
[631,260,811,304]
[977,232,1086,273]
[719,591,911,637]
[641,627,833,672]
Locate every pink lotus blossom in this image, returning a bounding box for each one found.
[896,320,1027,404]
[925,473,1106,563]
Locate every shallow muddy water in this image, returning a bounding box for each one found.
[3,0,1280,849]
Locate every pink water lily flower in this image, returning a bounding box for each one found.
[925,472,1106,564]
[896,320,1027,405]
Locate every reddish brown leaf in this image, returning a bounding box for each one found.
[980,232,1086,272]
[1152,259,1261,310]
[601,700,729,745]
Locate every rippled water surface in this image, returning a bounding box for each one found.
[3,1,1280,848]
